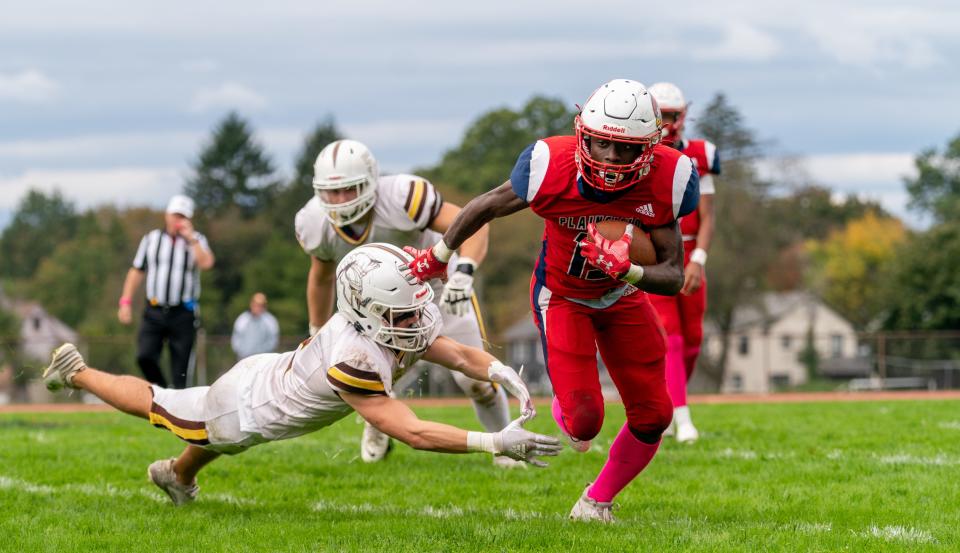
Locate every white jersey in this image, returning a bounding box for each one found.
[236,305,443,442]
[295,174,445,264]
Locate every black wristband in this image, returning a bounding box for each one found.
[455,263,475,276]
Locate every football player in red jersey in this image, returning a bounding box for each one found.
[646,82,721,444]
[406,79,699,522]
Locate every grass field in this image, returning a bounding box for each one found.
[2,399,959,552]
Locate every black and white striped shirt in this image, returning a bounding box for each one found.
[132,230,211,307]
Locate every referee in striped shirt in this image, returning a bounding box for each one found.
[117,195,215,388]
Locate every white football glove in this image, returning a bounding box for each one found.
[488,361,535,422]
[440,260,477,317]
[467,418,562,468]
[494,418,563,467]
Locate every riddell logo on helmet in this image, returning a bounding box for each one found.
[602,124,626,133]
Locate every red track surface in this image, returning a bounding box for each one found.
[3,390,959,413]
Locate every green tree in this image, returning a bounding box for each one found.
[881,131,960,330]
[418,96,576,195]
[905,132,960,223]
[0,189,78,278]
[184,112,280,217]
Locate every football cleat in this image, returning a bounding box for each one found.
[676,422,699,444]
[360,421,393,463]
[560,429,591,453]
[569,484,616,523]
[148,458,198,506]
[42,343,87,391]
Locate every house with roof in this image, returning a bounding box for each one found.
[703,291,861,393]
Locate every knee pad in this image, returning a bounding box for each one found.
[625,402,673,441]
[561,389,604,441]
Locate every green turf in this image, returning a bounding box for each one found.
[2,400,958,552]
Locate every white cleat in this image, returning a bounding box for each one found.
[42,343,87,392]
[360,421,393,463]
[676,422,699,444]
[148,458,198,506]
[569,485,616,523]
[493,454,527,469]
[561,431,591,453]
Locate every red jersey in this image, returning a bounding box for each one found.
[678,138,720,241]
[510,135,699,299]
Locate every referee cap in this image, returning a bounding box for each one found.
[166,195,195,218]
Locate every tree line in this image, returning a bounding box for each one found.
[1,95,958,388]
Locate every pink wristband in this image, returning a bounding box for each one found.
[119,297,132,306]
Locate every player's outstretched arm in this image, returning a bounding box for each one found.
[422,336,535,420]
[406,182,528,282]
[340,392,560,466]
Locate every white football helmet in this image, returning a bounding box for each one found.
[336,243,438,352]
[648,82,687,146]
[313,139,379,226]
[574,79,662,192]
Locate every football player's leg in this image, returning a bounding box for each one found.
[50,347,153,419]
[532,282,604,443]
[648,293,685,434]
[443,300,511,433]
[589,296,672,503]
[680,278,707,381]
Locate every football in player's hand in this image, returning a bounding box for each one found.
[593,219,657,266]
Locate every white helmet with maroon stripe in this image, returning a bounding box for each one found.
[336,243,437,352]
[313,139,379,226]
[648,82,687,146]
[574,79,662,192]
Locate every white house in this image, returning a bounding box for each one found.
[704,291,859,393]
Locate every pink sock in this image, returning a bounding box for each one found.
[665,335,686,408]
[588,424,660,502]
[683,345,701,382]
[551,395,569,434]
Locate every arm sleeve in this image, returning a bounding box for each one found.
[674,155,700,219]
[399,177,444,231]
[510,140,550,203]
[326,360,388,396]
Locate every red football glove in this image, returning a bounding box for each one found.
[579,222,634,280]
[404,245,449,283]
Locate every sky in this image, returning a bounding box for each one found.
[2,0,958,229]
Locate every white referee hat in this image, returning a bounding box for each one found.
[166,195,195,218]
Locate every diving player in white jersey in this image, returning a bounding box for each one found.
[295,139,515,465]
[41,243,559,507]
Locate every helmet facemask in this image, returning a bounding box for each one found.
[574,115,660,192]
[659,108,686,147]
[313,175,377,226]
[369,290,438,352]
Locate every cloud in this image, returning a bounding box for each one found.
[0,69,59,103]
[0,167,181,211]
[756,152,919,221]
[189,82,267,113]
[690,22,782,62]
[180,58,219,73]
[0,131,203,167]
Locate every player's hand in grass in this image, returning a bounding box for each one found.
[494,418,562,467]
[487,361,535,423]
